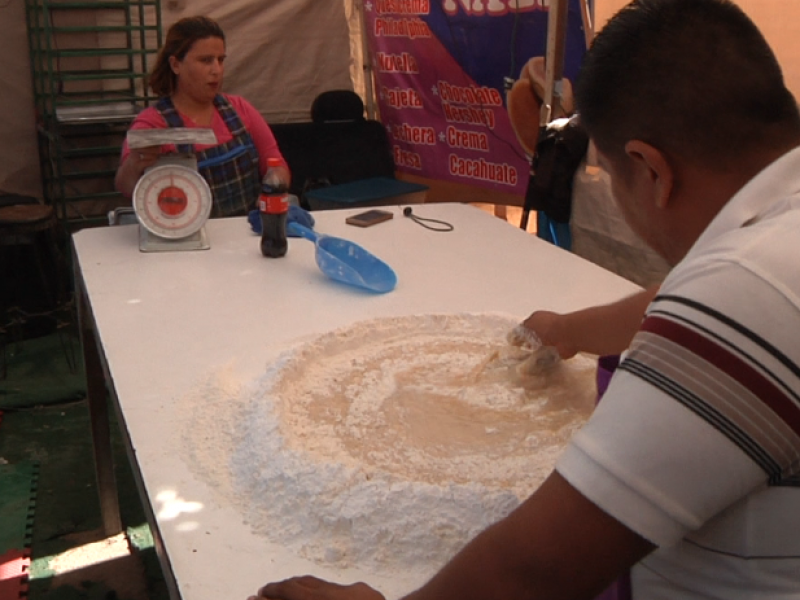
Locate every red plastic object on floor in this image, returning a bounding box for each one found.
[0,548,31,599]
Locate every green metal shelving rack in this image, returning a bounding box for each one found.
[25,0,162,229]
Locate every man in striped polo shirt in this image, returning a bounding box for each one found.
[251,1,799,599]
[536,0,800,597]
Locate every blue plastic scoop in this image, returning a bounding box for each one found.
[287,222,397,293]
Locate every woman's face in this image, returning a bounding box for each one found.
[170,36,225,103]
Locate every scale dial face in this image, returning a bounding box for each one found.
[133,164,213,239]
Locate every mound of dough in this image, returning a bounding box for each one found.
[231,314,599,575]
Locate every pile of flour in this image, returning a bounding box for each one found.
[181,313,598,578]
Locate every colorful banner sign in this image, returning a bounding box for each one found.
[362,0,588,196]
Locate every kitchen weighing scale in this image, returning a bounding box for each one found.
[128,129,217,253]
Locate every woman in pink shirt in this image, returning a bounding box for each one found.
[115,16,290,217]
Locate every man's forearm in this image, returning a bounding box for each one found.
[563,283,660,357]
[401,472,654,600]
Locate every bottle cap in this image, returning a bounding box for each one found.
[263,158,288,194]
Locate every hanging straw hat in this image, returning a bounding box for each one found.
[506,56,575,155]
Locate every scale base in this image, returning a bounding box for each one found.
[139,226,210,253]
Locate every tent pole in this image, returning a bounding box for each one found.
[579,0,594,49]
[355,0,378,120]
[542,0,569,126]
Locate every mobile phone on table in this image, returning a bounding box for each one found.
[345,209,394,228]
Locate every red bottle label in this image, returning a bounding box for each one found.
[259,193,289,214]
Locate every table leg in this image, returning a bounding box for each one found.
[75,268,123,537]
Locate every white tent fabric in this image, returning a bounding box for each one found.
[2,0,798,209]
[161,0,360,124]
[0,0,361,198]
[1,0,42,198]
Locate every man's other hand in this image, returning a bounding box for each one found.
[252,575,385,600]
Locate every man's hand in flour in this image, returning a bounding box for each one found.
[521,311,578,360]
[252,575,385,600]
[523,284,662,359]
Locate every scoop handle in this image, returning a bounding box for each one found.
[287,221,319,242]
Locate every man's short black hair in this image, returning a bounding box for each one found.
[576,0,800,167]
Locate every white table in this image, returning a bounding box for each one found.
[72,203,640,600]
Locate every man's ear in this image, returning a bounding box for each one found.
[624,140,674,209]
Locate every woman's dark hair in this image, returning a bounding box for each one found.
[576,0,800,168]
[149,16,225,97]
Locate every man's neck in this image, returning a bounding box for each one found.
[667,141,800,264]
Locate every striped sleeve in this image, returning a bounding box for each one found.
[556,264,800,547]
[622,294,800,486]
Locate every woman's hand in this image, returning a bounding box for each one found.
[115,145,160,197]
[132,145,161,172]
[251,576,385,600]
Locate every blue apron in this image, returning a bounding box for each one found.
[156,95,261,218]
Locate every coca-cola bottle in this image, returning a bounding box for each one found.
[258,158,289,258]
